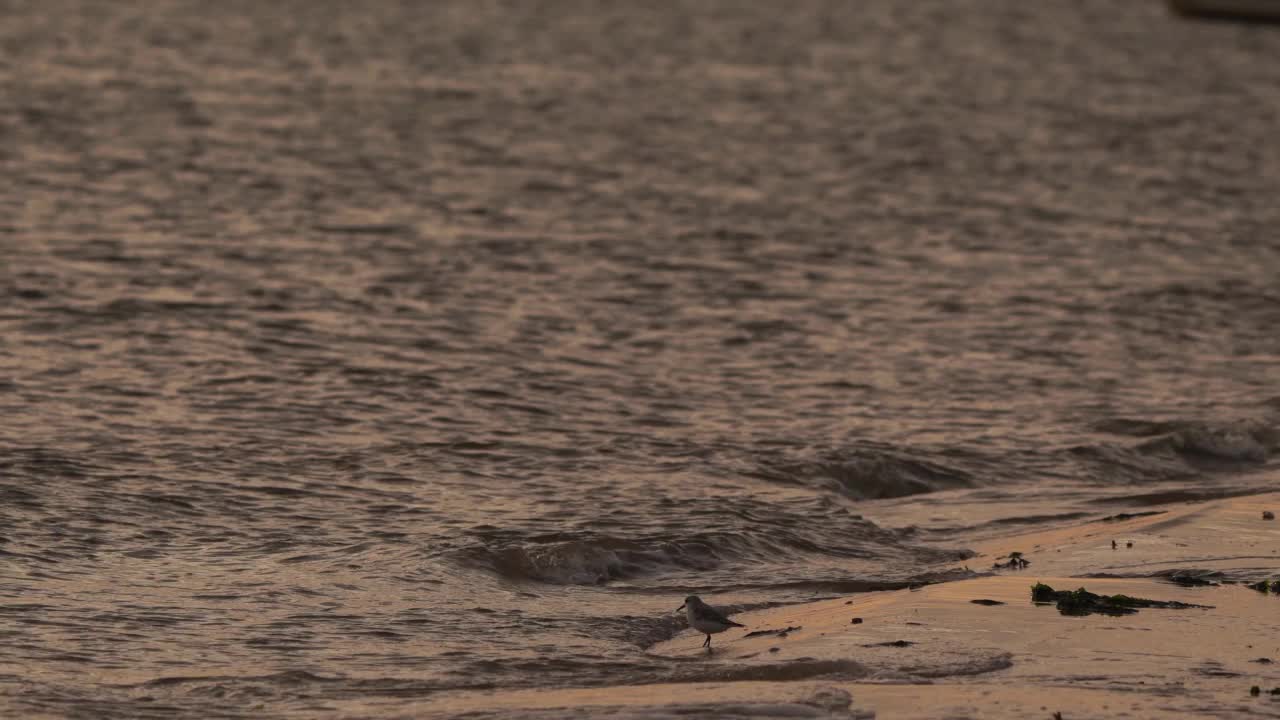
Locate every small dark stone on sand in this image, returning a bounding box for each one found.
[1251,685,1261,696]
[863,640,914,648]
[970,599,1005,606]
[1126,541,1133,547]
[1252,658,1273,664]
[1263,511,1275,520]
[851,617,863,624]
[844,600,852,605]
[768,647,780,653]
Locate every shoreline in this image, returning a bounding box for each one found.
[437,491,1280,718]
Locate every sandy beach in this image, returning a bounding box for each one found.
[437,489,1280,718]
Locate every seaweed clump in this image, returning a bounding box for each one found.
[993,551,1030,570]
[1164,571,1219,587]
[1248,580,1280,593]
[1030,583,1212,617]
[1248,686,1280,696]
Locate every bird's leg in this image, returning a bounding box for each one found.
[703,634,711,648]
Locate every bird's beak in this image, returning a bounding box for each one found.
[677,603,685,611]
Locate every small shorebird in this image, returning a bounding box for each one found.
[678,595,744,649]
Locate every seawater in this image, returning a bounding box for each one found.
[3,1,1279,716]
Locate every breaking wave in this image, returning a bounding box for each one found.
[1073,417,1277,483]
[455,525,971,587]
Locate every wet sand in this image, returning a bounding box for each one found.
[439,491,1280,718]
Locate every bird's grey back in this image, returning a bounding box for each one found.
[692,600,732,625]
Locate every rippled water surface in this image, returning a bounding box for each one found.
[3,0,1280,716]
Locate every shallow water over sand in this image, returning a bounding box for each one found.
[3,0,1280,716]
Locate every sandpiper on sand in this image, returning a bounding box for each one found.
[678,595,744,649]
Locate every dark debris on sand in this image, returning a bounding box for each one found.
[993,551,1030,570]
[1100,511,1166,522]
[743,626,802,638]
[863,640,915,648]
[1031,583,1213,616]
[1163,572,1219,587]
